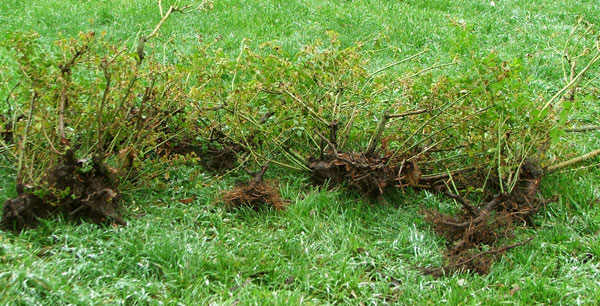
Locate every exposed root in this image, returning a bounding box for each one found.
[307,129,426,196]
[422,237,534,276]
[423,160,553,275]
[308,153,401,196]
[2,149,126,231]
[222,165,287,210]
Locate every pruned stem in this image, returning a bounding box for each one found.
[366,112,388,156]
[547,148,600,173]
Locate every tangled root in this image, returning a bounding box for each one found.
[2,149,126,231]
[222,165,287,210]
[422,160,551,276]
[308,152,422,197]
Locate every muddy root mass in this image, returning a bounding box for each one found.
[2,150,125,231]
[308,152,422,197]
[423,160,552,276]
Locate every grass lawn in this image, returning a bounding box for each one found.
[1,0,600,304]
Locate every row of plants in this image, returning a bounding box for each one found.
[1,4,599,275]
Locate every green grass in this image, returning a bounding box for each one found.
[1,0,600,304]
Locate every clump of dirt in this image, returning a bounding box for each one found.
[2,193,54,230]
[422,160,551,276]
[222,165,287,210]
[2,149,126,231]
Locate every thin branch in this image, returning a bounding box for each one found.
[386,108,429,119]
[368,48,429,77]
[283,89,329,125]
[542,51,600,111]
[4,81,20,120]
[546,148,600,173]
[17,90,38,183]
[565,125,600,132]
[314,129,338,156]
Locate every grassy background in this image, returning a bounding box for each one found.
[1,0,600,304]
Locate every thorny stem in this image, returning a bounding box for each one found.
[542,50,600,111]
[366,112,388,156]
[565,125,600,132]
[97,60,112,151]
[386,108,429,119]
[17,90,38,185]
[367,48,429,77]
[58,43,88,143]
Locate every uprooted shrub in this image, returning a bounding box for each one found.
[0,3,213,229]
[1,8,599,275]
[421,159,548,275]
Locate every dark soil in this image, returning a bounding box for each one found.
[2,149,126,231]
[2,193,54,230]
